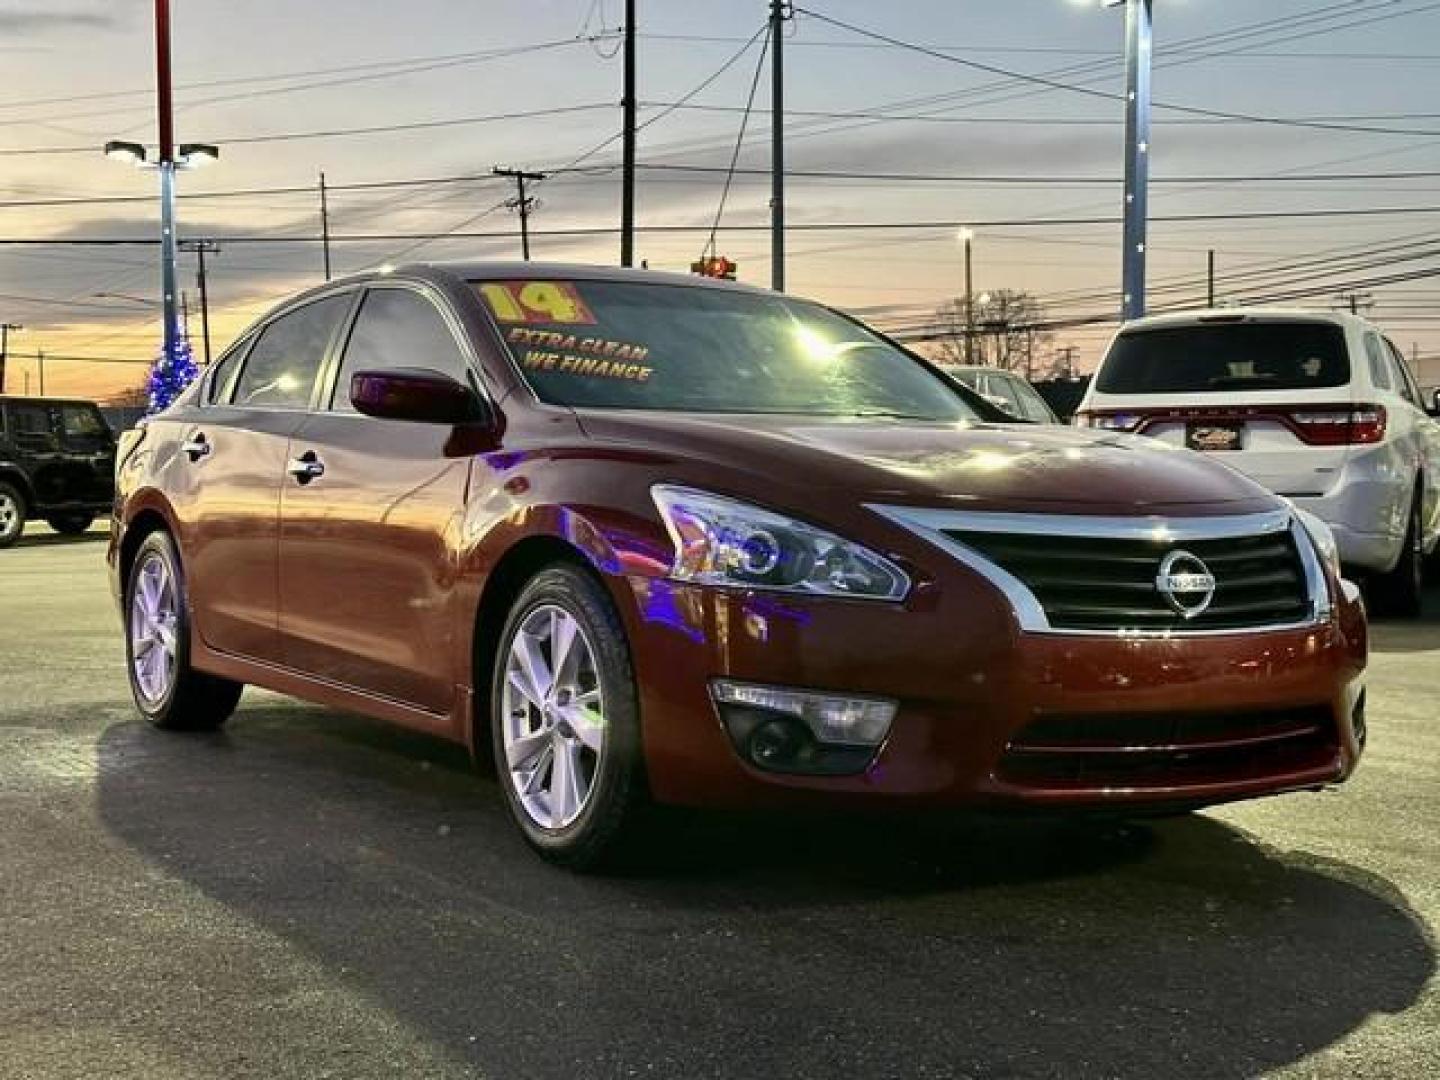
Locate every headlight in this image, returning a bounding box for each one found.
[651,485,910,600]
[1294,508,1341,577]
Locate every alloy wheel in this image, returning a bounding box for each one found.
[130,552,179,705]
[501,604,606,830]
[0,491,19,542]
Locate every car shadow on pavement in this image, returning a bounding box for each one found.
[95,702,1434,1079]
[9,527,108,549]
[1368,579,1440,652]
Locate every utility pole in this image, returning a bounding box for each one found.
[620,0,637,267]
[0,322,21,394]
[770,1,790,292]
[36,349,44,396]
[181,238,220,364]
[1119,0,1152,321]
[494,166,546,261]
[960,229,975,364]
[155,0,181,370]
[1057,345,1079,379]
[1207,249,1215,307]
[1336,291,1373,315]
[319,171,332,281]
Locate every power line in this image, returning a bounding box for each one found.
[792,4,1440,139]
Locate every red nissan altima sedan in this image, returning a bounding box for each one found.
[109,263,1367,868]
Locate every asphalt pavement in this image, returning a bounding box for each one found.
[1,524,1436,1079]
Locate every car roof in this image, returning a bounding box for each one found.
[1118,307,1373,334]
[938,365,1026,379]
[0,394,101,406]
[314,260,781,300]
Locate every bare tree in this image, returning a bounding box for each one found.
[929,289,1050,375]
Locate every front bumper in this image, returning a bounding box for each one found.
[622,575,1367,813]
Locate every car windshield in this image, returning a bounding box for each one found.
[1098,320,1350,394]
[477,278,977,420]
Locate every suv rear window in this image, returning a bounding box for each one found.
[475,278,976,420]
[1098,321,1350,394]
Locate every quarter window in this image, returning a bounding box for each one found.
[330,288,471,411]
[1384,340,1419,405]
[1364,334,1392,391]
[231,295,351,409]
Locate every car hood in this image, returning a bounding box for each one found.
[577,411,1281,516]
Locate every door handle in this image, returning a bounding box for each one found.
[286,451,325,484]
[181,433,210,461]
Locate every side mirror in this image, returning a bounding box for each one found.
[350,367,486,425]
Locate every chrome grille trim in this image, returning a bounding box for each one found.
[868,505,1331,638]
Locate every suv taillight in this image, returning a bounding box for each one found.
[1287,404,1387,446]
[1073,410,1143,432]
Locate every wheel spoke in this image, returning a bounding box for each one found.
[550,737,585,828]
[550,610,580,687]
[521,742,554,796]
[515,631,554,704]
[506,667,544,711]
[560,703,605,752]
[505,726,551,771]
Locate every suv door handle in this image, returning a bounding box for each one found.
[181,433,211,461]
[286,451,325,484]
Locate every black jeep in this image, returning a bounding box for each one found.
[0,396,116,547]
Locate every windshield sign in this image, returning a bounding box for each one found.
[477,279,977,420]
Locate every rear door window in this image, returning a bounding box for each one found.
[58,404,110,451]
[8,402,56,451]
[231,295,351,409]
[1098,321,1350,394]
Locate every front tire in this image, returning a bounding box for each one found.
[490,564,646,870]
[0,481,27,548]
[46,512,94,535]
[1368,493,1424,619]
[125,529,243,730]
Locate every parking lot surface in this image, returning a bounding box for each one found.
[1,525,1436,1079]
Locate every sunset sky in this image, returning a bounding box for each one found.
[3,0,1440,400]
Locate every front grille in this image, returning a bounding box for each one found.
[945,528,1312,632]
[998,706,1338,791]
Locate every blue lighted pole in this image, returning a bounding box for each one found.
[1117,0,1153,320]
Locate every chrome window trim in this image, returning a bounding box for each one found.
[867,504,1330,638]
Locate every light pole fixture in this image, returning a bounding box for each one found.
[100,0,219,382]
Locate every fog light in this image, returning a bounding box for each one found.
[712,680,897,746]
[711,680,898,777]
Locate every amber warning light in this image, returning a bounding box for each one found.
[691,256,737,280]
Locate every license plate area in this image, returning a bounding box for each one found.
[1186,422,1243,452]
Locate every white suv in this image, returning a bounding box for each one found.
[1077,308,1440,615]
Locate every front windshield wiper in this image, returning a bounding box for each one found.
[846,410,948,421]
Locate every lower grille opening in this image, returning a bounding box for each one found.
[998,706,1339,791]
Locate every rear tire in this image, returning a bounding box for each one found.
[46,512,94,536]
[490,564,646,871]
[0,481,27,548]
[124,529,243,730]
[1368,492,1424,619]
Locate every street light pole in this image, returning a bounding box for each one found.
[155,0,181,366]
